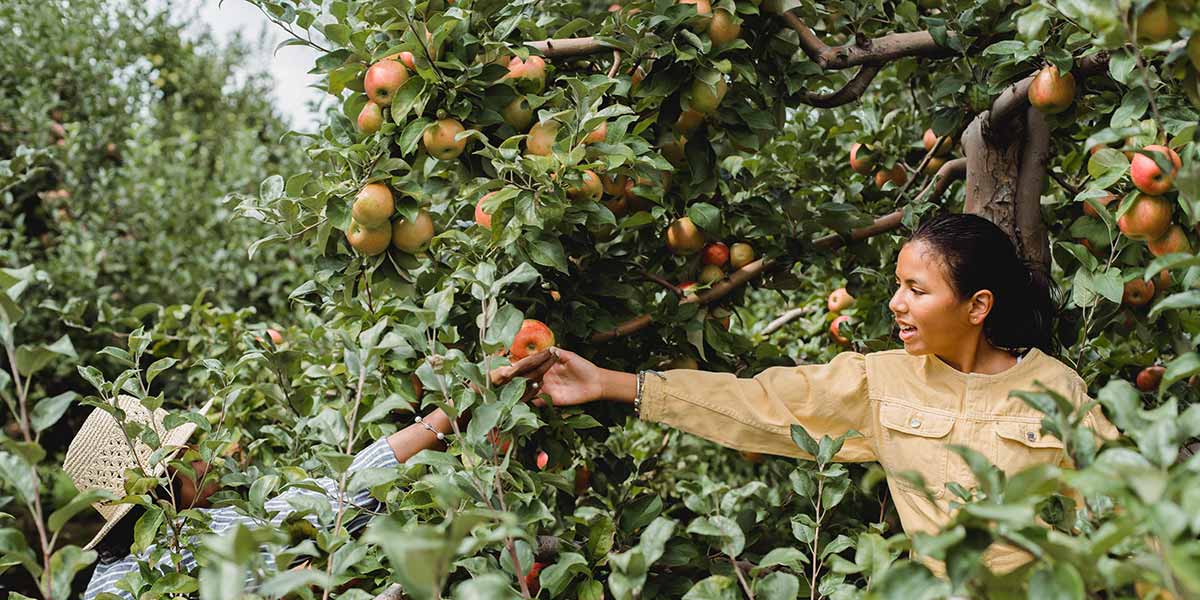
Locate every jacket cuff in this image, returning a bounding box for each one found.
[638,370,668,423]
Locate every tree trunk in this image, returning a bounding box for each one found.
[961,107,1049,270]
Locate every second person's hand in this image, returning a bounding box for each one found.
[530,347,607,408]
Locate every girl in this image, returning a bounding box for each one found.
[532,213,1119,575]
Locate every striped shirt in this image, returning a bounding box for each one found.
[83,437,399,600]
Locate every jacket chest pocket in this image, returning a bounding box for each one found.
[992,420,1065,475]
[878,402,955,499]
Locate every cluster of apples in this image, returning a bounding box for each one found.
[1082,143,1188,307]
[665,217,755,265]
[826,287,855,346]
[345,183,436,256]
[849,128,953,189]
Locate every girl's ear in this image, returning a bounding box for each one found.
[968,289,994,325]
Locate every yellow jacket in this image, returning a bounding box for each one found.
[639,348,1120,575]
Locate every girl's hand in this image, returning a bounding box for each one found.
[530,348,606,407]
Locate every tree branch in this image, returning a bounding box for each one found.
[794,65,882,108]
[762,306,817,335]
[525,37,608,58]
[779,12,956,69]
[641,270,684,297]
[590,212,905,342]
[914,157,968,204]
[1015,106,1051,272]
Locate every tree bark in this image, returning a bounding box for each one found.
[1014,106,1051,272]
[962,111,1024,241]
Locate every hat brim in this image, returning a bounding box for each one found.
[82,398,214,550]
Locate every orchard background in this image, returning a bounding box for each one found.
[3,0,1200,598]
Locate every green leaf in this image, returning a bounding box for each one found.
[30,391,77,433]
[686,515,745,557]
[132,506,165,554]
[682,575,739,600]
[540,552,589,596]
[146,357,179,386]
[1028,562,1085,600]
[1087,148,1130,189]
[47,545,97,599]
[687,202,722,234]
[48,489,111,532]
[789,424,819,457]
[1149,290,1200,319]
[752,571,800,600]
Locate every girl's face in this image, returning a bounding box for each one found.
[888,241,978,357]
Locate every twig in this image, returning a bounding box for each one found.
[607,50,623,79]
[642,270,683,297]
[762,306,817,335]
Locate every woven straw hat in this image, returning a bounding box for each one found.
[62,395,212,550]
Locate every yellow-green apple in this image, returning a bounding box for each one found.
[352,183,394,228]
[708,9,740,45]
[666,217,705,254]
[703,242,729,266]
[849,143,875,175]
[874,165,907,188]
[475,191,496,228]
[674,109,706,134]
[364,59,409,106]
[1117,194,1172,241]
[391,210,435,253]
[1137,365,1165,391]
[1123,278,1155,306]
[509,319,555,360]
[923,129,950,156]
[729,242,755,269]
[1131,145,1181,195]
[830,315,851,346]
[698,264,724,284]
[827,287,855,312]
[1147,224,1191,256]
[659,130,688,166]
[505,55,547,92]
[357,101,384,134]
[1136,1,1178,42]
[584,122,607,144]
[1028,65,1075,114]
[422,118,467,160]
[679,0,713,31]
[567,170,603,202]
[526,121,558,156]
[501,97,534,131]
[690,77,728,113]
[1083,192,1116,218]
[346,220,391,255]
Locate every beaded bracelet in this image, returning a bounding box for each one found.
[634,370,646,416]
[413,414,446,441]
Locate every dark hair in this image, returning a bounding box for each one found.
[908,213,1058,355]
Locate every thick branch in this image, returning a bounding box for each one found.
[780,12,956,69]
[988,52,1110,130]
[525,37,608,58]
[591,212,905,342]
[795,65,882,108]
[915,157,968,204]
[1015,106,1051,272]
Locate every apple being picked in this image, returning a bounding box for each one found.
[509,319,555,360]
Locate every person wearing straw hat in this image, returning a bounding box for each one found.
[75,349,556,600]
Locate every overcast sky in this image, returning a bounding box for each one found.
[184,0,326,130]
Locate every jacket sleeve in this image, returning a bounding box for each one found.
[638,352,875,462]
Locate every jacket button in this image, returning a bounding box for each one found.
[909,418,922,428]
[1026,431,1037,442]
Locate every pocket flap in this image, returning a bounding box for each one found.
[879,402,954,439]
[995,421,1064,449]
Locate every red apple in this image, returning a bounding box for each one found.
[849,143,875,175]
[509,319,555,360]
[535,451,549,470]
[364,59,409,106]
[874,165,907,189]
[1130,145,1182,195]
[827,288,855,313]
[703,242,729,266]
[525,562,545,596]
[677,281,700,302]
[1123,278,1156,307]
[505,56,547,93]
[1147,225,1191,256]
[352,183,395,228]
[1028,65,1075,115]
[1136,365,1165,392]
[1082,192,1116,218]
[357,101,383,134]
[475,191,496,229]
[1118,194,1172,241]
[830,315,851,346]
